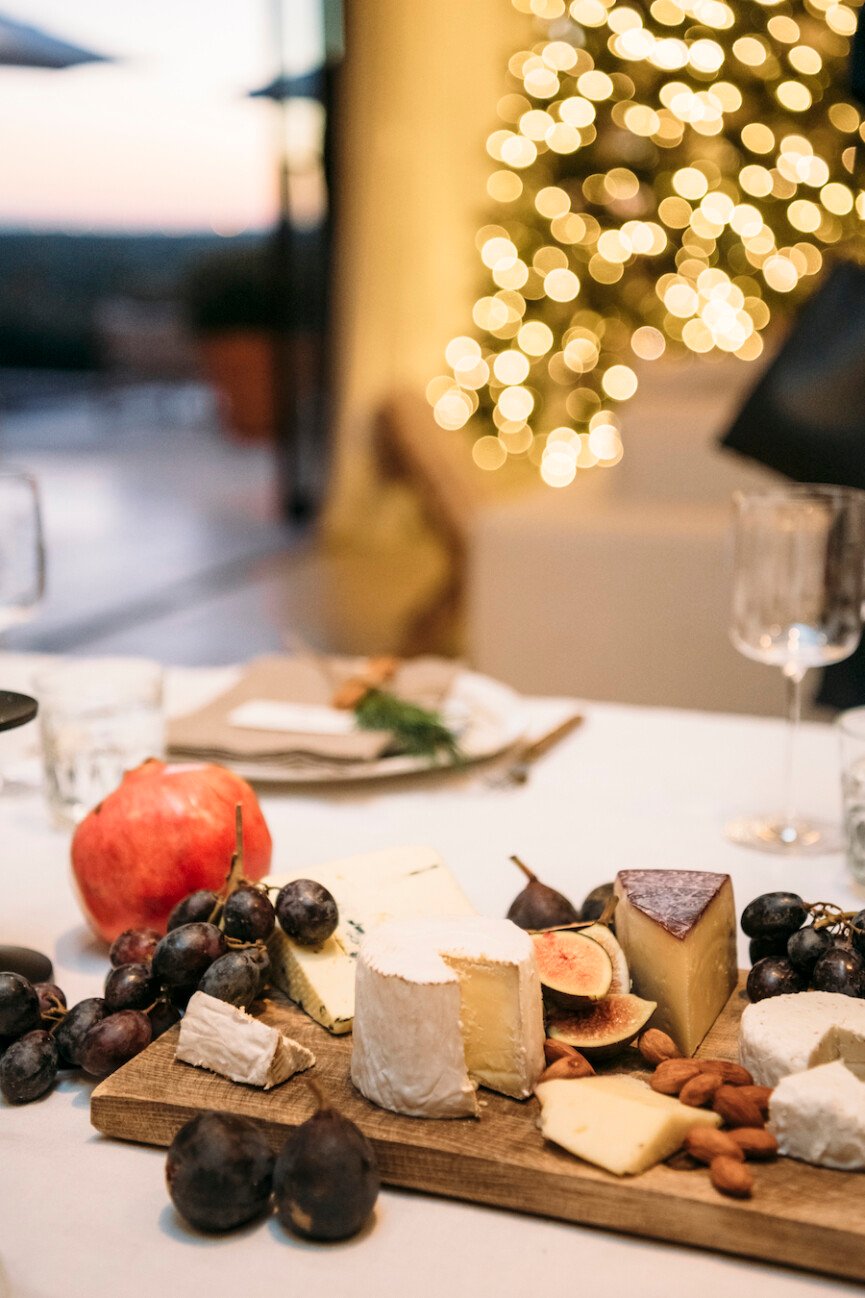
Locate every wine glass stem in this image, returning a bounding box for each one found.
[781,666,805,838]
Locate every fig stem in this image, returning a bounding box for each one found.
[510,855,536,883]
[302,1076,329,1113]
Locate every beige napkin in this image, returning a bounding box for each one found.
[167,654,461,764]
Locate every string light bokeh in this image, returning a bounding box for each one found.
[429,0,864,487]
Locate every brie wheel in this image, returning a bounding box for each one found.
[739,991,865,1088]
[351,916,545,1118]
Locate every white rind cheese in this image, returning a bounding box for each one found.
[739,992,865,1088]
[770,1060,865,1170]
[351,916,545,1118]
[176,992,315,1089]
[535,1074,722,1176]
[266,846,475,1034]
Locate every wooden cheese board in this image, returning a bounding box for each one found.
[90,976,865,1283]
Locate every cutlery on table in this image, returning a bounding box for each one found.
[487,712,584,788]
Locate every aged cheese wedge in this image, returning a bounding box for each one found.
[613,869,737,1055]
[769,1060,865,1170]
[739,991,865,1087]
[266,846,475,1034]
[350,916,545,1118]
[176,992,315,1089]
[535,1074,722,1175]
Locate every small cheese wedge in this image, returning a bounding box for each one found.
[613,870,737,1056]
[266,845,475,1034]
[769,1060,865,1170]
[535,1074,722,1176]
[176,992,315,1089]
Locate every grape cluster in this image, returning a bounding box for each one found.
[166,1093,379,1241]
[2,873,340,1106]
[742,892,865,1002]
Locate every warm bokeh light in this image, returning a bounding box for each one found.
[431,0,864,485]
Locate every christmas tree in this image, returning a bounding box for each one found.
[429,0,864,486]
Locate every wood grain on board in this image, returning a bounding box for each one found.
[90,977,865,1283]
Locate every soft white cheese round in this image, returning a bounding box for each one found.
[350,916,545,1119]
[739,991,865,1087]
[770,1060,865,1170]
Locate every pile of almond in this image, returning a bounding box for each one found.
[539,1028,778,1199]
[640,1027,777,1198]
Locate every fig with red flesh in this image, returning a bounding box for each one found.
[547,993,657,1058]
[532,930,613,1004]
[579,924,630,995]
[506,856,580,931]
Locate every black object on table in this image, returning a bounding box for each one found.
[0,689,52,981]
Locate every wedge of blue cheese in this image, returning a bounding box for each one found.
[265,845,476,1034]
[176,992,315,1088]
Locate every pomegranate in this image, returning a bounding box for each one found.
[70,759,272,943]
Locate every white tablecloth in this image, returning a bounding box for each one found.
[2,655,862,1298]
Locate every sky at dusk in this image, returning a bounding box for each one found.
[0,1,324,233]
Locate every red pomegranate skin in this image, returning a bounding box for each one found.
[70,759,272,943]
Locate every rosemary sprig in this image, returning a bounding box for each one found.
[354,688,464,765]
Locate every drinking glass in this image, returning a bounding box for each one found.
[728,485,865,853]
[0,468,45,637]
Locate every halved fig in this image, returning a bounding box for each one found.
[579,924,630,995]
[547,994,656,1058]
[532,930,613,1004]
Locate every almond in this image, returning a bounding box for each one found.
[537,1053,595,1083]
[735,1084,773,1117]
[697,1059,754,1087]
[544,1037,579,1065]
[678,1072,724,1108]
[649,1059,701,1095]
[728,1128,779,1161]
[710,1155,754,1198]
[713,1084,766,1129]
[638,1028,682,1066]
[683,1127,744,1165]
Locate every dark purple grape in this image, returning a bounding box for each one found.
[197,951,261,1008]
[850,910,865,959]
[166,1112,274,1232]
[34,982,67,1027]
[749,935,789,964]
[746,956,806,1002]
[787,926,833,976]
[104,963,160,1013]
[167,891,219,932]
[741,892,808,941]
[52,997,107,1068]
[222,887,275,943]
[0,972,40,1038]
[79,1010,152,1077]
[148,999,182,1039]
[0,1029,58,1104]
[169,984,197,1011]
[109,929,160,968]
[273,1105,379,1241]
[152,923,227,988]
[811,945,865,997]
[276,880,338,947]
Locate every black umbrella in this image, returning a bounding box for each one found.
[0,13,110,69]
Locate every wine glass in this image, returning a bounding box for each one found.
[728,485,865,853]
[0,468,45,637]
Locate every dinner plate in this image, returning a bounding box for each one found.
[224,670,528,784]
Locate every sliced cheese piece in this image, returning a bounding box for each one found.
[613,869,737,1056]
[739,991,865,1088]
[350,916,545,1118]
[769,1060,865,1170]
[266,845,475,1034]
[536,1074,722,1176]
[176,991,315,1089]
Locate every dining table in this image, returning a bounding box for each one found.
[2,650,863,1298]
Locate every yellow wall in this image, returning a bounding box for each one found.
[326,0,530,533]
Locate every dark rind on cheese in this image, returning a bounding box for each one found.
[615,870,730,941]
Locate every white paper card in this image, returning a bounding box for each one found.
[227,700,356,736]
